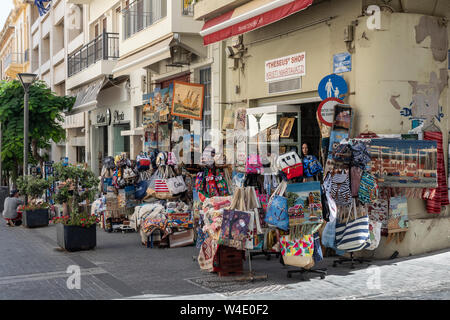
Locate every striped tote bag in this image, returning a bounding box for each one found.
[336,199,371,252]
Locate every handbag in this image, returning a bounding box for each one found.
[264,181,289,231]
[246,154,263,174]
[136,152,151,171]
[153,167,173,200]
[219,210,251,250]
[277,152,303,179]
[166,167,187,195]
[303,155,323,177]
[366,219,382,250]
[330,170,352,206]
[336,199,371,252]
[135,180,149,200]
[358,171,379,204]
[280,234,315,269]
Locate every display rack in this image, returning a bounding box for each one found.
[333,252,371,269]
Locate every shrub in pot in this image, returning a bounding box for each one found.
[16,175,53,228]
[52,162,99,251]
[52,209,99,252]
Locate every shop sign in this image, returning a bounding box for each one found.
[318,74,348,101]
[333,52,352,74]
[265,52,306,83]
[113,110,126,124]
[96,108,111,126]
[317,98,344,127]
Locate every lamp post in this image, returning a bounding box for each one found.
[17,73,37,178]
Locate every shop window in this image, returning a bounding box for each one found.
[300,103,321,158]
[113,123,130,156]
[76,147,86,164]
[200,67,211,145]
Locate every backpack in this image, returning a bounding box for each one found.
[303,155,323,177]
[246,154,263,174]
[136,152,151,171]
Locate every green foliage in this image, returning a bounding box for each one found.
[52,162,99,210]
[0,80,75,178]
[52,208,99,228]
[16,175,53,200]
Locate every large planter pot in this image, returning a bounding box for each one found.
[22,209,49,228]
[56,223,96,252]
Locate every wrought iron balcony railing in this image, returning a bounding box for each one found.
[68,32,119,78]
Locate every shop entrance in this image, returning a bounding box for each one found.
[113,123,131,156]
[300,102,321,159]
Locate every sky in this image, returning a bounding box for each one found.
[0,0,14,30]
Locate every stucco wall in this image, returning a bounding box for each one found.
[213,0,450,258]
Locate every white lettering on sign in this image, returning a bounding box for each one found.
[265,52,306,83]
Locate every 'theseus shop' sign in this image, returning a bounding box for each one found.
[265,52,306,83]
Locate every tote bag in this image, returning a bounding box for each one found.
[264,181,289,231]
[336,199,371,252]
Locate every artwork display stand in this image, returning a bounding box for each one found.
[332,252,371,269]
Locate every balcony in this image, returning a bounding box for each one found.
[68,32,119,78]
[3,53,27,79]
[122,0,167,40]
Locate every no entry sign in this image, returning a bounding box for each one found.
[317,98,343,127]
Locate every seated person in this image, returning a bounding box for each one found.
[3,190,24,227]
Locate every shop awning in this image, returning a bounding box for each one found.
[200,0,314,45]
[71,77,106,112]
[112,36,173,78]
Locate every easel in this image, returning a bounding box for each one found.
[333,252,371,269]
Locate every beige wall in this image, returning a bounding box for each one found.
[209,0,450,258]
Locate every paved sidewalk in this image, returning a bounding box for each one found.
[0,221,449,300]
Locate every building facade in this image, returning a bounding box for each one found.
[193,0,450,258]
[0,0,31,81]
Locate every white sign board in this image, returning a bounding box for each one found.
[265,52,306,83]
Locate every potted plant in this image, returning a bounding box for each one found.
[16,175,53,228]
[52,162,100,252]
[53,209,99,252]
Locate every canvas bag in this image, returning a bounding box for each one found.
[153,166,173,200]
[246,154,263,174]
[166,167,187,195]
[367,219,382,250]
[280,234,315,269]
[358,170,379,204]
[277,152,303,179]
[264,181,289,231]
[330,170,352,207]
[336,199,371,252]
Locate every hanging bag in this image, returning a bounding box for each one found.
[264,181,289,231]
[336,199,371,251]
[246,154,263,174]
[136,152,151,171]
[154,166,173,200]
[166,166,187,195]
[277,152,303,179]
[358,171,379,204]
[330,170,352,207]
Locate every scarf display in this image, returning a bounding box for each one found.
[424,131,449,214]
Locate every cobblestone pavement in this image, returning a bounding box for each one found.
[1,222,449,300]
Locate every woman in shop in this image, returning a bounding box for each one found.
[301,142,323,182]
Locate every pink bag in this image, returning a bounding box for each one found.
[246,154,263,174]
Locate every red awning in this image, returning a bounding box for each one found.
[200,0,314,46]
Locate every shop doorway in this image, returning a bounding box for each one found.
[300,102,321,159]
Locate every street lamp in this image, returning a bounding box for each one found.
[17,73,38,177]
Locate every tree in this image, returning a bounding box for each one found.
[0,80,75,182]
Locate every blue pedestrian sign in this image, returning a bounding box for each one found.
[318,74,348,101]
[333,52,352,74]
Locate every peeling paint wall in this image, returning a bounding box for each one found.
[415,16,448,62]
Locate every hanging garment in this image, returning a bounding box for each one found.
[424,131,449,214]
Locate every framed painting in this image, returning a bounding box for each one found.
[171,81,204,120]
[280,118,295,138]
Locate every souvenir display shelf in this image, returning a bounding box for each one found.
[246,105,302,156]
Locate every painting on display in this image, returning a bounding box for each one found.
[171,81,204,120]
[388,196,409,232]
[286,182,323,225]
[367,139,438,188]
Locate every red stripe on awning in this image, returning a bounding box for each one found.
[201,0,314,46]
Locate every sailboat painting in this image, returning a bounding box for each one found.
[367,139,438,188]
[171,81,205,120]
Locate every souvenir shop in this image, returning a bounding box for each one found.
[90,82,444,278]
